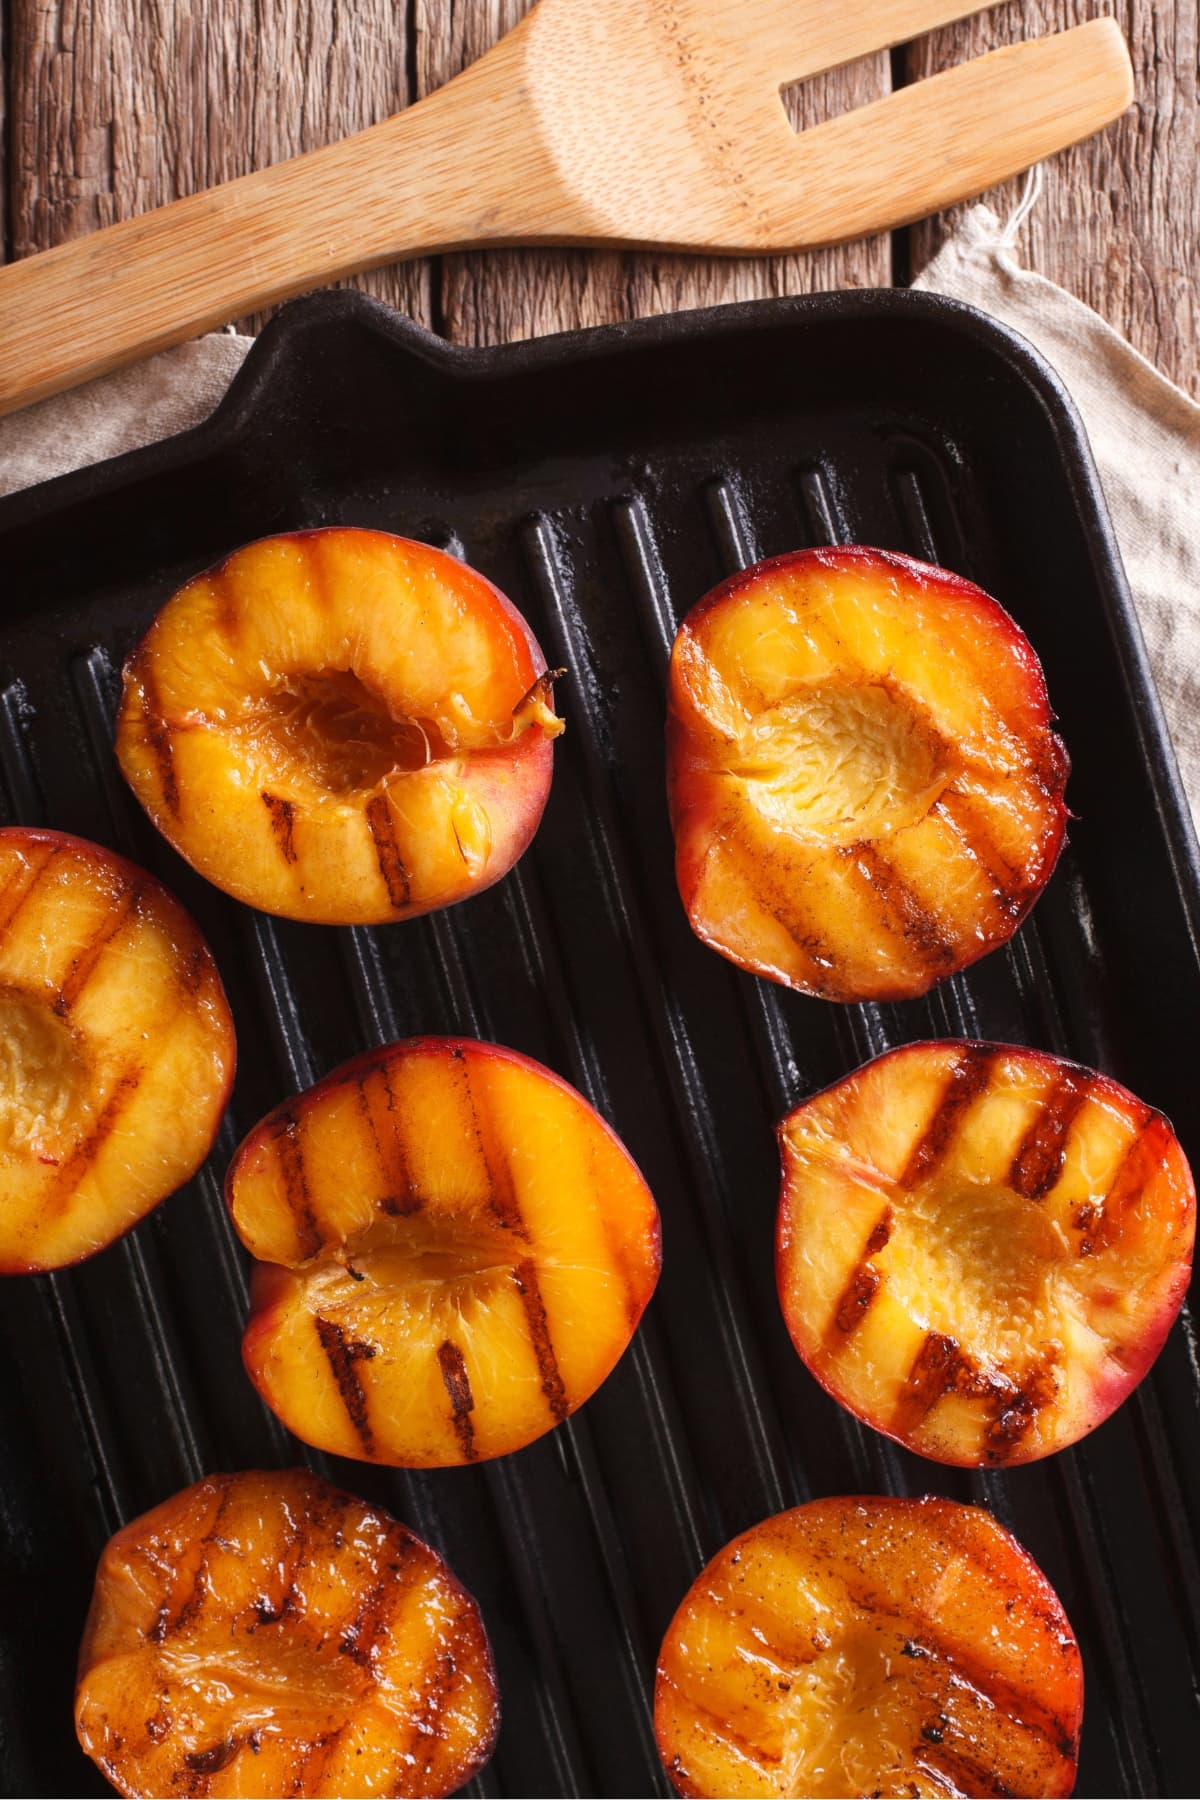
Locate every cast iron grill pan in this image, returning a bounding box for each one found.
[0,290,1198,1798]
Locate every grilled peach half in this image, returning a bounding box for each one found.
[116,528,563,925]
[655,1495,1082,1799]
[666,547,1069,1001]
[777,1041,1195,1466]
[0,826,234,1273]
[230,1037,661,1466]
[75,1467,499,1799]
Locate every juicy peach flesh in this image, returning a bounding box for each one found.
[116,528,563,925]
[777,1041,1195,1465]
[74,1468,499,1799]
[666,548,1069,1001]
[230,1038,662,1466]
[654,1495,1082,1799]
[0,827,234,1272]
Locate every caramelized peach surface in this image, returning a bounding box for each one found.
[230,1038,661,1466]
[667,548,1069,1001]
[777,1041,1195,1465]
[116,528,562,924]
[75,1468,498,1799]
[0,827,234,1272]
[654,1496,1082,1799]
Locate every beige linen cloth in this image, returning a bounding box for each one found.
[2,197,1199,828]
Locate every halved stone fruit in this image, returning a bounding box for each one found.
[75,1467,499,1799]
[0,827,234,1273]
[654,1495,1082,1799]
[230,1037,661,1466]
[116,528,563,925]
[777,1040,1195,1465]
[666,547,1069,1001]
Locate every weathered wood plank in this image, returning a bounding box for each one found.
[415,0,892,346]
[906,0,1198,397]
[5,0,433,329]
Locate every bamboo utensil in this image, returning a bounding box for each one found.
[0,0,1133,417]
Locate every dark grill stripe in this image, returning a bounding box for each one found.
[914,1742,1018,1798]
[134,653,179,816]
[0,840,60,943]
[512,1258,570,1423]
[43,1066,143,1218]
[356,1066,420,1216]
[1090,1113,1166,1250]
[829,1265,881,1342]
[156,1479,234,1642]
[314,1316,376,1453]
[831,1578,1077,1765]
[210,565,241,641]
[261,791,298,864]
[286,1728,345,1799]
[365,793,411,910]
[437,1339,478,1460]
[901,1047,996,1188]
[847,840,959,970]
[892,1332,970,1438]
[935,790,1033,923]
[1008,1070,1091,1200]
[338,1552,414,1668]
[404,1615,474,1779]
[742,848,842,999]
[55,881,142,1014]
[276,1113,322,1258]
[460,1054,528,1239]
[586,1135,647,1327]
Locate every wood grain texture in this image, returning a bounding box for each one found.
[0,0,1191,399]
[5,0,433,332]
[415,0,890,344]
[907,0,1199,397]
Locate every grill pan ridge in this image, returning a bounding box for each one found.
[0,288,1198,1797]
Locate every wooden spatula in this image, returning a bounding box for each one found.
[0,0,1132,418]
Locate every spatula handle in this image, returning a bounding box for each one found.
[0,50,547,420]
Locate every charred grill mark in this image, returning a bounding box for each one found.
[365,794,412,910]
[0,840,61,943]
[277,1113,322,1258]
[935,791,1033,922]
[152,1481,235,1644]
[892,1332,965,1437]
[981,1354,1058,1463]
[287,1727,345,1798]
[829,1580,1077,1772]
[728,839,842,997]
[1008,1071,1091,1200]
[355,1067,419,1216]
[261,791,298,864]
[55,881,143,1014]
[405,1620,472,1778]
[829,1265,881,1342]
[915,1742,1017,1798]
[183,1737,241,1778]
[1088,1113,1168,1250]
[44,1067,144,1218]
[866,1207,893,1254]
[338,1557,409,1669]
[894,1332,1059,1460]
[512,1258,570,1422]
[901,1048,996,1187]
[847,840,959,969]
[134,652,179,816]
[315,1316,377,1453]
[460,1056,528,1239]
[437,1339,477,1460]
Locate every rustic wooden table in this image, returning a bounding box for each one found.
[0,1,1195,396]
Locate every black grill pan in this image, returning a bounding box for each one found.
[1,289,1198,1799]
